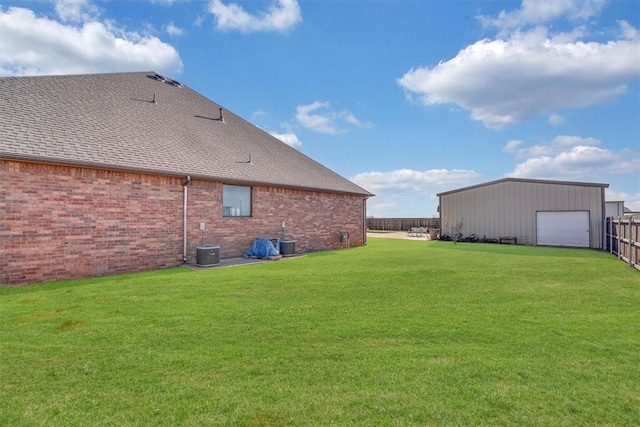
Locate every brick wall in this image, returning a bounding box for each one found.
[1,160,366,285]
[1,161,184,285]
[187,182,366,260]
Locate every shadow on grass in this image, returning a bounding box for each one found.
[431,241,611,259]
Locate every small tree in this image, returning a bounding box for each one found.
[451,219,464,244]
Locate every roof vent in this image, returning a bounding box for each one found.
[219,108,225,123]
[147,73,182,87]
[164,78,183,88]
[148,73,165,82]
[236,154,253,164]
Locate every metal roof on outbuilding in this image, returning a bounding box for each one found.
[0,71,372,196]
[437,177,608,196]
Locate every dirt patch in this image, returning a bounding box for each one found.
[367,231,432,240]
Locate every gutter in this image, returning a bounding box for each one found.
[0,153,372,197]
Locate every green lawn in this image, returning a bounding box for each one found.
[1,239,639,426]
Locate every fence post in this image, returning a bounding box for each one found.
[617,217,622,260]
[603,217,607,252]
[609,217,613,254]
[629,216,633,267]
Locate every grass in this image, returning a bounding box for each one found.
[1,239,639,426]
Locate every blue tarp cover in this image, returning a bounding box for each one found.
[243,238,279,259]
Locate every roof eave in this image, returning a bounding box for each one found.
[1,153,373,197]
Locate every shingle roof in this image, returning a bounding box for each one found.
[0,71,372,196]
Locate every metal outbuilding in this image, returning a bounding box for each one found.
[437,178,609,248]
[605,201,626,218]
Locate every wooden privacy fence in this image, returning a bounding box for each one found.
[367,217,440,231]
[605,214,640,271]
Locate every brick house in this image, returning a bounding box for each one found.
[1,72,372,285]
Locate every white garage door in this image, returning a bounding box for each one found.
[536,211,590,247]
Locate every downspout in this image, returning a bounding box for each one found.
[363,196,368,245]
[183,176,191,263]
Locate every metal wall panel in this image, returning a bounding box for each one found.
[605,201,625,217]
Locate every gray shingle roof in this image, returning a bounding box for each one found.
[0,71,372,196]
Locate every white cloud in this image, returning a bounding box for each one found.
[548,113,565,125]
[166,22,185,37]
[295,101,373,135]
[194,14,206,28]
[252,109,267,118]
[365,200,403,217]
[351,168,479,196]
[619,20,639,40]
[352,168,480,217]
[0,6,183,77]
[270,132,302,149]
[505,136,640,180]
[54,0,100,23]
[342,111,370,128]
[507,135,601,159]
[553,135,600,147]
[398,22,640,128]
[295,102,336,134]
[478,0,608,33]
[208,0,302,33]
[503,139,524,153]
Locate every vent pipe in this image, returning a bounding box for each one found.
[219,108,225,123]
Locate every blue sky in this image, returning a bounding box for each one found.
[1,0,639,217]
